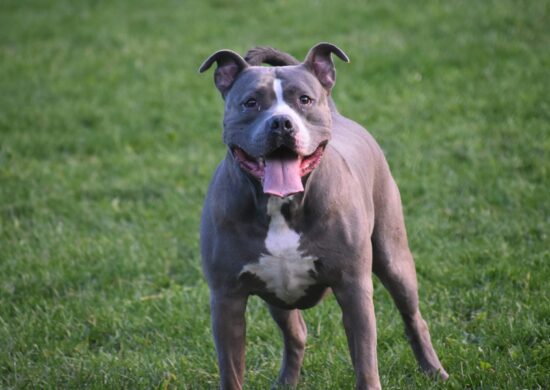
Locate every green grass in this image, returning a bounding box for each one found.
[1,0,548,388]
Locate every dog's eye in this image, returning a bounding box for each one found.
[242,98,258,110]
[299,95,313,106]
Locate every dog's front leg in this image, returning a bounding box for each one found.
[333,276,381,390]
[210,291,248,390]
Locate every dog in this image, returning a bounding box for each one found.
[199,43,448,389]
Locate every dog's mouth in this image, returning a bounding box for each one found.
[232,142,327,198]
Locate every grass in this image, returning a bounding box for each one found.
[0,0,548,388]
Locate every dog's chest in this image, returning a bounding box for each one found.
[240,197,317,304]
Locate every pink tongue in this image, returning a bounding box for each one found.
[263,157,304,197]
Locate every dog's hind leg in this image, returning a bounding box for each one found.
[371,179,448,380]
[268,305,307,388]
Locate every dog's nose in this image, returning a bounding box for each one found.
[268,115,294,134]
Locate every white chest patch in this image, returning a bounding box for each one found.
[241,197,318,304]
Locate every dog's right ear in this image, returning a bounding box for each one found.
[199,50,249,98]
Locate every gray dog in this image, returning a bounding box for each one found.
[199,43,448,390]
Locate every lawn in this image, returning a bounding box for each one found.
[1,0,548,388]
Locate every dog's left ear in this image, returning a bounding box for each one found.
[199,50,249,98]
[303,42,350,91]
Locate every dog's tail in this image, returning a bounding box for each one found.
[244,47,300,66]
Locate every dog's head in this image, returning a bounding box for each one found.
[200,43,349,198]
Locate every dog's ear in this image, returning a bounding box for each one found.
[303,42,349,91]
[199,50,249,98]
